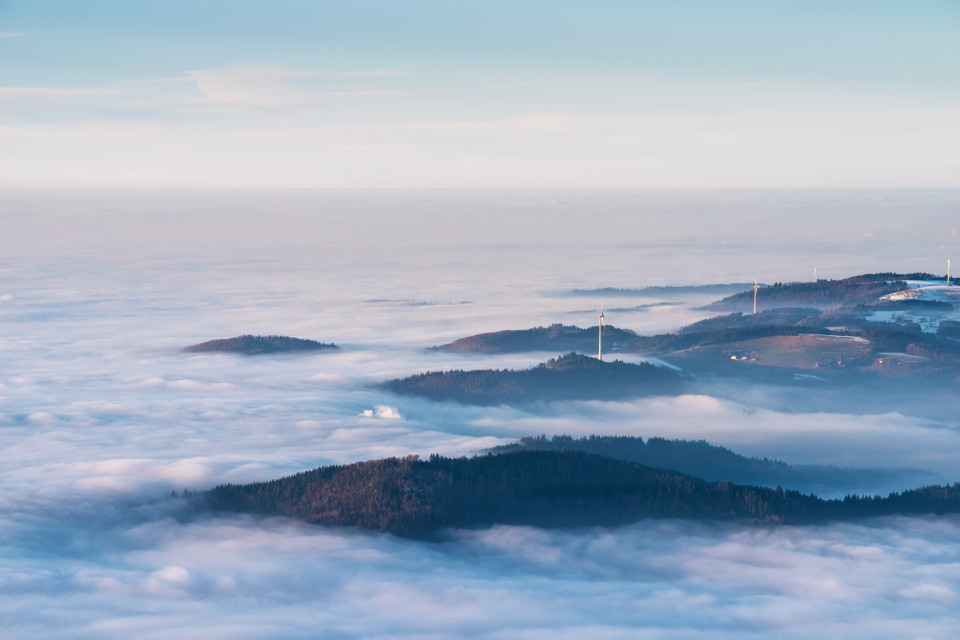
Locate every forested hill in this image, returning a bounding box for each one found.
[184,335,338,355]
[381,353,685,405]
[202,450,960,535]
[676,308,823,334]
[492,435,937,496]
[706,274,930,311]
[434,323,637,354]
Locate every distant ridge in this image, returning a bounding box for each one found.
[491,435,938,496]
[676,308,823,334]
[382,352,685,405]
[434,323,637,354]
[184,334,338,355]
[705,274,935,311]
[569,283,753,297]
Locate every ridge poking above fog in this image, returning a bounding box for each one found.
[184,334,338,355]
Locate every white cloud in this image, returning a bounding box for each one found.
[361,405,402,419]
[308,372,349,384]
[186,65,415,106]
[188,65,301,105]
[26,411,60,426]
[130,377,237,392]
[3,511,960,638]
[167,379,237,392]
[899,583,959,606]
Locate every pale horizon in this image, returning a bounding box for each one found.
[1,0,957,188]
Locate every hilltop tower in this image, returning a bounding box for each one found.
[597,300,605,361]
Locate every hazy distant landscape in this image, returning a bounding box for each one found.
[200,269,960,536]
[387,273,960,416]
[2,189,960,639]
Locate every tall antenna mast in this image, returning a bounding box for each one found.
[753,278,758,315]
[813,266,818,282]
[597,300,605,361]
[951,229,956,285]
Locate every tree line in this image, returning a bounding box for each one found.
[201,450,960,535]
[381,353,684,405]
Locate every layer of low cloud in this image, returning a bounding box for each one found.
[2,191,960,636]
[2,506,958,639]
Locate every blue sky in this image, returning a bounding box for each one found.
[1,0,957,187]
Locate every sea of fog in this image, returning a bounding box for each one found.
[2,189,959,638]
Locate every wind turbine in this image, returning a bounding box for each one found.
[950,229,956,285]
[753,278,758,315]
[597,300,605,361]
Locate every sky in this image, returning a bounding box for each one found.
[1,0,958,187]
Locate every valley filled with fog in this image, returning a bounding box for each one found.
[2,189,960,638]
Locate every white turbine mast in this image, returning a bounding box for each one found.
[597,300,605,361]
[951,228,956,285]
[753,278,758,315]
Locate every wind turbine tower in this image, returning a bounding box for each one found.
[949,229,956,286]
[753,278,758,315]
[597,300,605,361]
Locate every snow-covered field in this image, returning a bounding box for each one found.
[871,282,960,332]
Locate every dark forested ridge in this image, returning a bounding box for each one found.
[434,323,637,354]
[491,435,936,495]
[381,353,685,405]
[202,450,960,535]
[184,334,338,355]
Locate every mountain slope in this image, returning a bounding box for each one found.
[434,323,637,354]
[203,450,960,534]
[382,353,685,405]
[184,334,338,354]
